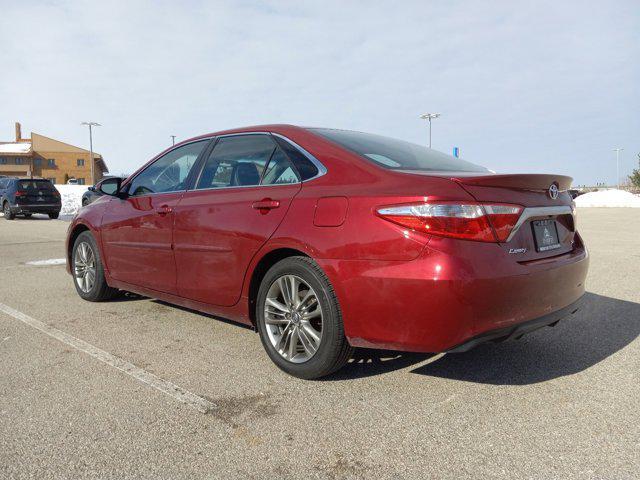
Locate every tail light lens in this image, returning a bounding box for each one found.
[53,190,61,198]
[483,205,523,242]
[15,190,28,197]
[377,202,523,243]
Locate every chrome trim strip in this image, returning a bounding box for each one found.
[506,205,573,242]
[17,204,60,207]
[123,131,328,199]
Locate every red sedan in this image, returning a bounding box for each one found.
[66,125,588,379]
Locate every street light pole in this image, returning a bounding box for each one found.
[171,135,176,146]
[613,148,623,189]
[419,113,441,148]
[81,122,101,185]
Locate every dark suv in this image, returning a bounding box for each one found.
[0,177,62,220]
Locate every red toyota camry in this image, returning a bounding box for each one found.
[66,125,588,379]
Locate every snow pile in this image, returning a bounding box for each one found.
[0,142,31,154]
[574,189,640,208]
[55,184,87,215]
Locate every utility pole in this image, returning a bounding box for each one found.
[613,148,623,189]
[419,113,441,148]
[81,122,101,185]
[171,135,176,146]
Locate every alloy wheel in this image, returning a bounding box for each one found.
[74,241,96,293]
[264,274,323,363]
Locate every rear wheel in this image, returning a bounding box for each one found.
[72,231,119,301]
[256,256,353,379]
[3,202,15,220]
[49,212,60,219]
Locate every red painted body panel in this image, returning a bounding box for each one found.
[100,193,182,293]
[172,183,301,306]
[66,124,589,353]
[313,197,348,227]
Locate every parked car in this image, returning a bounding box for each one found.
[67,178,79,185]
[568,189,583,199]
[82,177,113,206]
[1,177,62,220]
[66,125,589,379]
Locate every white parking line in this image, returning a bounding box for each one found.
[0,302,216,414]
[25,258,66,266]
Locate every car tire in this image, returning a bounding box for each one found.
[256,256,353,379]
[72,231,119,301]
[3,201,15,220]
[49,212,60,219]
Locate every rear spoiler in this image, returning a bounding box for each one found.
[448,173,573,192]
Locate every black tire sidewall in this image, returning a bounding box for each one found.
[72,231,111,301]
[256,257,347,379]
[3,202,14,220]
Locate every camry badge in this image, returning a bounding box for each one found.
[548,184,559,200]
[509,248,527,254]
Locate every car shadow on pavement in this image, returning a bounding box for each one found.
[321,349,433,381]
[410,292,640,385]
[109,291,148,303]
[151,300,255,331]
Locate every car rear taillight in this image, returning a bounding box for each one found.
[15,190,28,197]
[482,205,523,242]
[53,190,61,198]
[376,202,523,243]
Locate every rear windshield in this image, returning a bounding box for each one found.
[17,180,55,190]
[310,128,489,173]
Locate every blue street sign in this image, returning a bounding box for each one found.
[453,147,460,158]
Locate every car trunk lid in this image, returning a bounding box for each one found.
[396,171,577,261]
[451,173,576,261]
[16,180,60,204]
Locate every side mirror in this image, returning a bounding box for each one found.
[98,177,123,196]
[88,186,95,192]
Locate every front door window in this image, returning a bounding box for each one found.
[127,140,208,196]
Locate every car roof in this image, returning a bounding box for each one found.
[177,124,309,145]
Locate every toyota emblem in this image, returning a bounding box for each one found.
[548,184,559,200]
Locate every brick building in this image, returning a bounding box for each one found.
[0,122,108,185]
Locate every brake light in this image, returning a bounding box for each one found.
[483,205,523,242]
[376,202,523,243]
[53,190,61,197]
[15,190,28,197]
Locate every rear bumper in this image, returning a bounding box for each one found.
[320,234,589,353]
[446,296,583,353]
[11,203,61,214]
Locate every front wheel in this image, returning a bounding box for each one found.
[256,256,353,379]
[72,231,119,301]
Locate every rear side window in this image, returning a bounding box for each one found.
[261,148,300,185]
[195,135,277,189]
[310,128,488,173]
[273,136,319,181]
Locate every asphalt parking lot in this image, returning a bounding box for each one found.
[1,209,638,479]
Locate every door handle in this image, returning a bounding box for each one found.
[252,199,280,211]
[156,205,173,215]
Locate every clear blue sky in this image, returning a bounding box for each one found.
[1,1,638,185]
